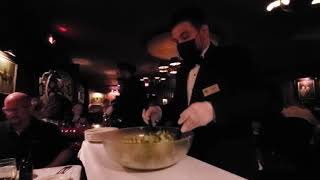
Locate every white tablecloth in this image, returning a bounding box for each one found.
[78,141,246,180]
[33,165,82,180]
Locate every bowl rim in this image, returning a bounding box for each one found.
[103,126,194,144]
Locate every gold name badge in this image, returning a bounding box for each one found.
[202,84,220,97]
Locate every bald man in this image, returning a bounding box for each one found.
[0,92,73,168]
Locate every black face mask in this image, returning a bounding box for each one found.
[177,39,202,63]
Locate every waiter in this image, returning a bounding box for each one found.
[142,7,276,179]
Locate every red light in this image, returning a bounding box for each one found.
[58,26,68,32]
[56,24,68,33]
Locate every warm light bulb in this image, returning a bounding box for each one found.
[92,124,101,128]
[158,65,169,70]
[312,0,320,4]
[170,70,177,74]
[280,0,290,5]
[266,0,281,11]
[162,98,168,105]
[48,34,56,45]
[92,92,104,98]
[159,69,168,73]
[169,62,181,66]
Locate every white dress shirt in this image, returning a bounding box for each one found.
[187,45,210,105]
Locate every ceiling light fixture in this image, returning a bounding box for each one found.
[169,62,181,66]
[281,0,290,5]
[312,0,320,4]
[267,0,281,11]
[158,65,169,70]
[162,98,168,105]
[48,34,56,45]
[159,69,168,73]
[169,70,177,74]
[91,92,104,98]
[266,0,290,11]
[169,57,181,66]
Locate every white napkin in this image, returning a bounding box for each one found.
[84,127,118,143]
[33,165,82,180]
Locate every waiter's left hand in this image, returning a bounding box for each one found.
[178,102,216,133]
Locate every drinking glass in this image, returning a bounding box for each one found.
[0,158,17,180]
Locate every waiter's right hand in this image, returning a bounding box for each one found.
[142,106,162,126]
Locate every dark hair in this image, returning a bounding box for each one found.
[169,7,208,30]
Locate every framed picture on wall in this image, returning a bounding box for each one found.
[0,51,18,94]
[297,78,316,99]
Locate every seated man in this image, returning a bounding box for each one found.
[0,92,73,168]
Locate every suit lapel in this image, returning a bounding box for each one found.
[176,65,190,108]
[190,45,220,104]
[190,67,204,104]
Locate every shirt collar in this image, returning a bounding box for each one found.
[201,43,211,58]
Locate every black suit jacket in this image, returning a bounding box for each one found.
[0,117,69,168]
[162,44,278,178]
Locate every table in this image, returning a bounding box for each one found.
[33,165,82,180]
[78,141,246,180]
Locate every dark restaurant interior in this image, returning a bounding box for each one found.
[0,0,320,179]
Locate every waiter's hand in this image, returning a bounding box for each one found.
[178,102,215,133]
[142,106,162,126]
